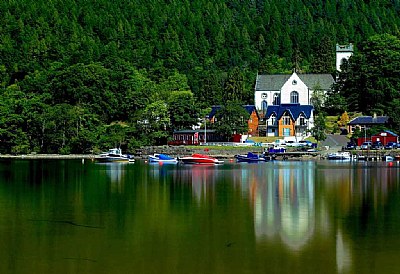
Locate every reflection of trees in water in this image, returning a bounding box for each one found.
[319,162,398,231]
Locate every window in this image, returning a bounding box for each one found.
[282,114,291,125]
[290,91,299,104]
[292,80,297,85]
[261,93,267,99]
[262,100,268,112]
[271,115,276,125]
[283,128,290,136]
[299,117,305,126]
[273,93,280,105]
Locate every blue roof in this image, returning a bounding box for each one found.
[208,105,257,119]
[348,116,389,125]
[265,104,313,120]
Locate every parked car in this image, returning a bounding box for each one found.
[385,142,397,149]
[346,141,357,150]
[371,141,383,150]
[360,141,372,150]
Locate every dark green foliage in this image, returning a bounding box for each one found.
[310,112,327,142]
[213,101,250,140]
[336,34,400,131]
[0,0,399,152]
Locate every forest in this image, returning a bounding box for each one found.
[1,0,400,153]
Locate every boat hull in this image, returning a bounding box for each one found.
[179,154,223,165]
[95,157,133,163]
[235,155,267,162]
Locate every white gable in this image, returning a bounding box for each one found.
[280,73,310,105]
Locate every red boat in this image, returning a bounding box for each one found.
[179,154,224,165]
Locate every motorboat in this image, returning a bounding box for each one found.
[327,151,352,160]
[383,155,394,162]
[95,148,135,163]
[179,154,224,165]
[148,153,178,164]
[234,152,268,163]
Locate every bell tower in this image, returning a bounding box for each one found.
[336,44,354,71]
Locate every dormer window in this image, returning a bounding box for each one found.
[292,80,297,85]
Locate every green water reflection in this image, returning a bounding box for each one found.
[1,160,400,273]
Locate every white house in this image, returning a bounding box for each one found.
[254,72,334,137]
[254,44,353,138]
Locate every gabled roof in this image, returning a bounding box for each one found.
[255,73,334,91]
[348,116,389,125]
[208,105,258,119]
[372,130,398,137]
[265,104,313,120]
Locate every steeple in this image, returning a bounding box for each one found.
[336,43,354,72]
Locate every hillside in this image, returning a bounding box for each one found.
[0,0,399,153]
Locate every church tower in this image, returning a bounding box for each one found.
[336,43,354,71]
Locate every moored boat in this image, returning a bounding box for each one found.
[327,151,351,160]
[234,152,268,162]
[179,154,223,165]
[148,153,178,164]
[95,148,134,163]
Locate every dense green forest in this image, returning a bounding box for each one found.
[1,0,400,153]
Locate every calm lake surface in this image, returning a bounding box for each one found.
[1,159,400,274]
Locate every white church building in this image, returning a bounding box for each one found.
[254,44,353,138]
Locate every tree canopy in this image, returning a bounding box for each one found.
[1,0,400,152]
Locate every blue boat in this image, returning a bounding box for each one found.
[148,153,178,164]
[234,152,268,163]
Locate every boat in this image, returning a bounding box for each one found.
[95,148,135,163]
[148,153,178,164]
[383,155,394,162]
[327,151,352,160]
[179,154,224,165]
[234,152,268,162]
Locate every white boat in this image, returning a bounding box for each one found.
[383,155,394,162]
[148,153,178,164]
[327,151,352,160]
[95,148,135,163]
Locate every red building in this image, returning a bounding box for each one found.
[357,130,398,146]
[169,130,224,145]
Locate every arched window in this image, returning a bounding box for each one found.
[290,91,299,104]
[273,93,280,105]
[262,100,268,113]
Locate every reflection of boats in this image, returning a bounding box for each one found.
[95,148,135,163]
[179,154,223,165]
[235,152,268,162]
[148,153,178,164]
[327,151,351,160]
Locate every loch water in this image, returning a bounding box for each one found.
[1,159,400,274]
